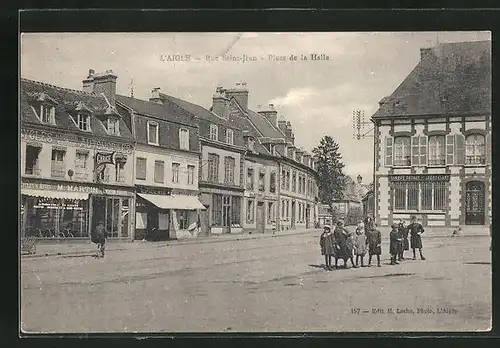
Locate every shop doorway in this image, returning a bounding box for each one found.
[222,196,231,234]
[465,181,485,225]
[147,209,160,241]
[291,201,296,228]
[200,205,210,236]
[92,196,129,238]
[256,201,265,233]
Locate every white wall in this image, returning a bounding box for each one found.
[201,145,241,186]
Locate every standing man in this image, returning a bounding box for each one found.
[408,215,426,260]
[390,224,402,265]
[397,220,408,261]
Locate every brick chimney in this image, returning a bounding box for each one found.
[212,86,229,119]
[149,87,162,104]
[284,121,294,144]
[92,69,118,106]
[82,69,95,93]
[277,119,287,135]
[225,82,249,111]
[258,103,278,126]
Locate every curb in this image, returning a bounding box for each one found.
[22,230,319,259]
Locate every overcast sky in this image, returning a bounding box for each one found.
[21,31,490,182]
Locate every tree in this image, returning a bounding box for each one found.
[312,135,347,217]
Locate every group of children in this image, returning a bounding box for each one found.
[320,215,426,270]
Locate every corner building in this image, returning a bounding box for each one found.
[372,41,491,228]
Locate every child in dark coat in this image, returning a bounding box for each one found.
[320,225,335,270]
[366,223,382,267]
[91,221,107,258]
[390,224,403,265]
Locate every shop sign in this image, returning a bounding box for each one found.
[21,181,132,196]
[21,128,133,154]
[389,174,450,182]
[137,186,172,196]
[95,152,115,166]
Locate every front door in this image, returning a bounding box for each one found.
[256,201,265,233]
[465,181,485,225]
[200,205,210,236]
[306,204,310,229]
[222,196,231,234]
[147,209,160,241]
[291,201,296,228]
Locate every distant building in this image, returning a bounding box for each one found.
[372,40,491,227]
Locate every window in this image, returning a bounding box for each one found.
[231,197,241,225]
[25,145,41,175]
[136,157,147,180]
[212,195,222,227]
[428,135,445,166]
[466,134,485,164]
[286,170,290,190]
[225,129,234,145]
[224,157,235,184]
[154,160,164,183]
[172,163,180,183]
[51,148,65,177]
[270,172,276,193]
[147,121,159,145]
[392,181,448,211]
[259,171,265,192]
[107,118,120,135]
[446,135,454,165]
[281,169,286,189]
[179,128,189,150]
[74,151,89,180]
[98,165,110,182]
[385,137,393,166]
[115,160,126,182]
[207,153,219,183]
[281,200,286,219]
[292,171,297,192]
[209,124,218,141]
[393,136,411,166]
[40,104,55,124]
[267,202,275,224]
[187,165,195,185]
[246,199,255,223]
[247,168,254,190]
[77,113,90,131]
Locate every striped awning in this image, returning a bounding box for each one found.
[21,188,89,200]
[137,193,206,210]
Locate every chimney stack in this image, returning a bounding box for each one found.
[149,87,162,104]
[212,86,229,119]
[225,82,249,111]
[82,69,95,93]
[92,69,118,106]
[258,103,278,126]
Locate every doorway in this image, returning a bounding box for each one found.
[147,209,160,241]
[200,205,210,236]
[291,201,296,228]
[222,196,231,234]
[306,204,310,228]
[465,181,485,225]
[256,201,265,233]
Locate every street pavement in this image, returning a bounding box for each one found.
[20,230,492,333]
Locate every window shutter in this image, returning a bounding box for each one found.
[454,134,465,165]
[446,135,455,165]
[486,132,491,165]
[419,136,427,166]
[411,136,420,166]
[385,137,393,167]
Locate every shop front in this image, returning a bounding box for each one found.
[135,186,205,241]
[21,180,134,241]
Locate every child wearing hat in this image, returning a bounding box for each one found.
[320,225,335,270]
[390,223,403,265]
[91,221,108,258]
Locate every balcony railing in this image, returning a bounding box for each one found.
[51,162,65,178]
[25,165,40,176]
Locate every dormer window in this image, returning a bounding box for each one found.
[147,121,159,145]
[225,128,234,145]
[209,124,218,141]
[40,104,56,124]
[77,113,90,131]
[107,117,120,136]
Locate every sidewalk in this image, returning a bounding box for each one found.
[22,228,323,259]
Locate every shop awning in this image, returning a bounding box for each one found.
[21,189,89,201]
[137,193,206,210]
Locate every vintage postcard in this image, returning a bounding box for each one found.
[20,31,492,333]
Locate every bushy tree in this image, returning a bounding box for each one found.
[313,135,347,215]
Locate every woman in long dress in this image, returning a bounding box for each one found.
[333,220,357,269]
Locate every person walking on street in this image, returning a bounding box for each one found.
[408,215,426,260]
[390,224,403,265]
[366,223,382,267]
[91,221,107,258]
[354,220,367,267]
[319,225,335,270]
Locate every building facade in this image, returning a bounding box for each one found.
[372,41,491,227]
[114,87,204,241]
[20,75,135,240]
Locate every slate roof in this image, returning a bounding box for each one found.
[246,109,286,139]
[373,40,491,118]
[116,94,198,127]
[20,78,133,141]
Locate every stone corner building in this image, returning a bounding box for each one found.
[372,40,491,228]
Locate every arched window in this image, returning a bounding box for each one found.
[428,135,445,165]
[466,134,485,164]
[393,136,411,166]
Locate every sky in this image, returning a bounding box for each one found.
[20,31,491,182]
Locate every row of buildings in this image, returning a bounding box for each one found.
[20,70,320,241]
[371,40,491,228]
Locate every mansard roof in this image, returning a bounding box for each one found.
[20,78,133,140]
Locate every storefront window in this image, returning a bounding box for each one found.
[121,199,129,237]
[231,196,241,225]
[23,196,89,238]
[93,196,130,238]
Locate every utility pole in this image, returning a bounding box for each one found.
[352,110,373,140]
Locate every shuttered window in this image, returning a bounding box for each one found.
[154,160,164,183]
[385,137,393,166]
[136,157,147,180]
[446,135,455,165]
[454,134,465,165]
[419,136,427,165]
[411,136,420,166]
